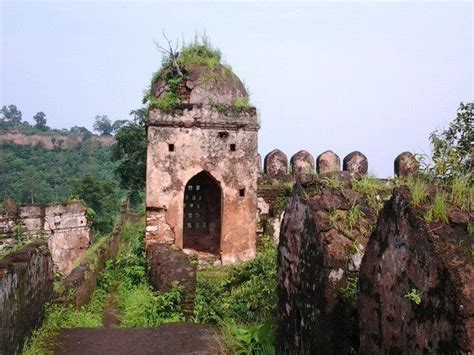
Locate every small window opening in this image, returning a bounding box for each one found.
[239,188,245,197]
[218,131,229,139]
[230,144,236,151]
[168,143,175,152]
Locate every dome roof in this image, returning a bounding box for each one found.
[152,63,248,106]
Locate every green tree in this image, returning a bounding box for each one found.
[33,112,48,131]
[112,120,128,134]
[93,115,113,136]
[428,102,473,182]
[71,175,121,234]
[112,109,147,205]
[0,105,22,128]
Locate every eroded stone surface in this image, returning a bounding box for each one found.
[264,149,288,177]
[316,150,341,173]
[153,63,247,106]
[290,150,314,175]
[0,201,91,273]
[147,243,197,318]
[277,172,386,354]
[147,104,258,265]
[343,151,368,174]
[394,151,419,177]
[359,187,474,353]
[0,241,53,354]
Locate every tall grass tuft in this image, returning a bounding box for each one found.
[425,193,449,224]
[450,176,473,211]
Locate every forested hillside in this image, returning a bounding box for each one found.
[0,141,117,204]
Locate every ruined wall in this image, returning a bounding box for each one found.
[359,187,474,353]
[0,201,91,274]
[277,172,387,354]
[57,208,129,308]
[146,104,259,264]
[276,151,473,353]
[0,241,54,354]
[0,132,115,150]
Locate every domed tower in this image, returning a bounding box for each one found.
[145,51,259,264]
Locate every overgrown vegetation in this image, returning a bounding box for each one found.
[22,287,106,354]
[424,193,449,224]
[22,216,185,353]
[425,102,473,182]
[144,33,250,114]
[0,141,122,234]
[352,175,390,211]
[194,237,277,353]
[100,219,185,327]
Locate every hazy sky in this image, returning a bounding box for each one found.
[1,1,473,177]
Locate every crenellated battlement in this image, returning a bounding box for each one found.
[257,149,418,184]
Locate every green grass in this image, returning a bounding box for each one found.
[346,203,364,230]
[148,92,181,113]
[468,222,474,236]
[352,176,390,211]
[321,176,343,190]
[178,36,222,70]
[450,176,473,211]
[195,238,276,325]
[352,176,386,196]
[22,216,185,353]
[401,177,429,207]
[330,203,364,232]
[424,193,449,224]
[231,96,250,110]
[22,288,106,354]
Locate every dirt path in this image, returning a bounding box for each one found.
[102,291,120,327]
[53,323,220,354]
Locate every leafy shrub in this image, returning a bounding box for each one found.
[426,102,473,182]
[220,321,275,355]
[119,283,184,327]
[194,238,276,326]
[404,289,422,305]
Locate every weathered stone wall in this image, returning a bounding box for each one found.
[277,173,473,353]
[0,132,115,150]
[57,208,129,309]
[0,241,54,354]
[0,201,91,274]
[359,187,474,353]
[146,104,259,264]
[277,172,385,354]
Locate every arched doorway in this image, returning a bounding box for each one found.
[183,171,221,254]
